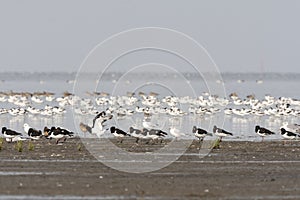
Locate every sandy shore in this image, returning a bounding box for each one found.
[0,138,300,199]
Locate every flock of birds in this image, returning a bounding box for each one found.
[1,109,299,145]
[2,123,74,144]
[1,91,300,145]
[78,110,300,143]
[0,91,300,118]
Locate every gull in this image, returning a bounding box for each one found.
[92,111,113,128]
[142,119,159,129]
[79,122,108,137]
[169,127,185,138]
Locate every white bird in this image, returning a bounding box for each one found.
[79,122,107,137]
[31,96,43,104]
[142,119,159,129]
[23,123,31,134]
[169,127,185,138]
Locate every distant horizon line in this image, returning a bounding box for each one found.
[0,71,299,74]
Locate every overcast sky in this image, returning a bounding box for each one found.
[0,0,299,73]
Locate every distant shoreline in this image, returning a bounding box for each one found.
[0,72,300,81]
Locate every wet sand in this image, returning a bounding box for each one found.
[0,138,300,199]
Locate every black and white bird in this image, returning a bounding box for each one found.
[192,126,212,141]
[280,128,298,140]
[58,127,74,137]
[150,129,168,137]
[79,122,107,136]
[2,127,23,142]
[129,127,144,143]
[79,111,112,135]
[23,123,42,140]
[280,122,300,133]
[110,126,130,143]
[46,127,65,144]
[43,126,52,137]
[255,125,275,141]
[92,111,112,128]
[45,127,74,144]
[213,125,233,141]
[142,128,167,143]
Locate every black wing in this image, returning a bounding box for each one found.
[116,128,129,136]
[260,127,275,135]
[286,131,297,137]
[220,128,233,136]
[196,128,207,135]
[7,129,22,136]
[92,111,106,128]
[28,128,42,137]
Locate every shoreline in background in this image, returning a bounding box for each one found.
[0,72,300,81]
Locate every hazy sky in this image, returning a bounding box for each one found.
[0,0,299,73]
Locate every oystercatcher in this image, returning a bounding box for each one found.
[23,123,42,140]
[2,127,23,142]
[129,127,143,143]
[255,125,275,141]
[213,125,233,141]
[46,127,73,144]
[142,128,167,144]
[192,126,212,141]
[280,128,298,140]
[280,122,300,133]
[110,126,130,143]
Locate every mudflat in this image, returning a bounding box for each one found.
[0,138,300,199]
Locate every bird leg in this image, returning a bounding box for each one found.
[135,137,139,144]
[151,139,155,145]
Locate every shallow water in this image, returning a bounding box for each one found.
[0,72,299,141]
